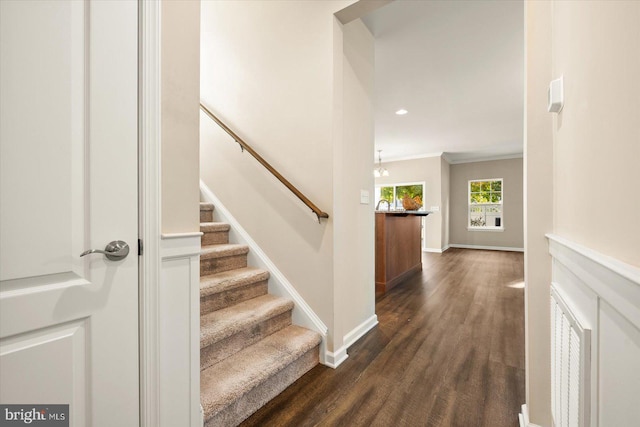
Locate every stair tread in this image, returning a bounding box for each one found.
[200,202,214,211]
[200,222,230,232]
[201,244,249,259]
[200,325,321,419]
[200,267,269,297]
[200,294,293,348]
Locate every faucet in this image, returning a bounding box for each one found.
[376,199,391,211]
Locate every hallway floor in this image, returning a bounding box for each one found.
[241,248,525,427]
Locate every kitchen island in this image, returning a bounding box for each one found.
[375,210,431,294]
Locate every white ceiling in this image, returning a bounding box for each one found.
[361,0,524,163]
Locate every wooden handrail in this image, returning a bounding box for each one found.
[200,103,329,222]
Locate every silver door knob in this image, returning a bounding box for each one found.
[80,240,130,261]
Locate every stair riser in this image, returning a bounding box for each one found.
[204,345,320,427]
[201,311,292,371]
[201,231,229,246]
[201,254,247,276]
[201,281,268,315]
[200,210,213,223]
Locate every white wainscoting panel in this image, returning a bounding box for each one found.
[160,233,202,427]
[547,234,640,427]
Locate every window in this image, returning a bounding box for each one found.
[375,183,424,211]
[468,179,503,230]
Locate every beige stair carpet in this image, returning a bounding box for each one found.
[198,201,321,427]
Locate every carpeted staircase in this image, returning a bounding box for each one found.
[199,202,322,426]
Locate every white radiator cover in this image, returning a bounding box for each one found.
[551,286,591,427]
[546,234,640,427]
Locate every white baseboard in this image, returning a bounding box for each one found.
[423,245,450,254]
[200,181,330,364]
[449,243,524,252]
[519,404,542,427]
[344,315,378,350]
[324,346,348,369]
[423,247,442,253]
[325,315,379,369]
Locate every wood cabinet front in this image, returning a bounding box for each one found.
[375,213,422,293]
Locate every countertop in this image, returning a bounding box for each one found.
[375,210,432,217]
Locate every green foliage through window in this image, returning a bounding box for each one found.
[380,186,394,202]
[395,185,422,198]
[469,179,503,229]
[469,179,502,204]
[378,183,424,209]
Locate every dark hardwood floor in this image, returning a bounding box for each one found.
[241,248,525,427]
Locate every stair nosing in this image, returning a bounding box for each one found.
[200,267,269,297]
[200,222,230,232]
[201,244,249,259]
[200,294,294,348]
[200,325,322,419]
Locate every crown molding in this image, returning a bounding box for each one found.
[447,152,523,164]
[380,151,523,164]
[383,151,444,162]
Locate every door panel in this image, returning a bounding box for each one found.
[0,320,87,421]
[0,1,139,426]
[0,0,84,281]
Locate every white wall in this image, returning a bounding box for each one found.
[375,156,446,251]
[441,156,450,249]
[551,1,640,268]
[449,158,524,250]
[162,0,200,234]
[333,18,377,353]
[525,1,640,425]
[525,2,554,424]
[200,0,379,356]
[159,2,201,425]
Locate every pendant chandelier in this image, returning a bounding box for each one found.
[374,150,389,177]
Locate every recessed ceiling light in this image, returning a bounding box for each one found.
[395,109,408,115]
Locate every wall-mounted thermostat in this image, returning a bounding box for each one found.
[548,76,564,113]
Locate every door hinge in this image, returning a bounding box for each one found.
[138,239,143,256]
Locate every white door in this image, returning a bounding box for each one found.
[0,1,139,426]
